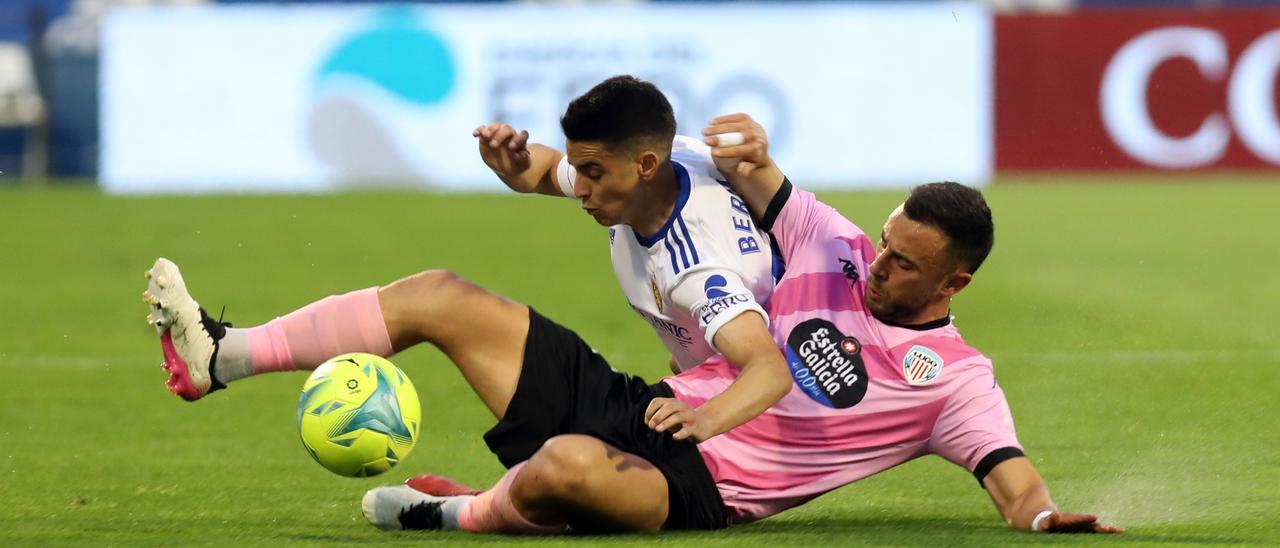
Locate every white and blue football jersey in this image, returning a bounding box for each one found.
[556,136,776,371]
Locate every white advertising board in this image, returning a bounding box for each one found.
[101,3,991,193]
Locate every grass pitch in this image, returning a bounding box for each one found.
[1,177,1278,546]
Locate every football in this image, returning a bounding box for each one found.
[297,353,421,477]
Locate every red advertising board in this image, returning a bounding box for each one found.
[997,11,1280,171]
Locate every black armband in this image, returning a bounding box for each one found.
[974,447,1025,487]
[758,178,793,233]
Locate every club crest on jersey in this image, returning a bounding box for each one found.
[784,319,869,409]
[650,275,663,313]
[903,345,943,385]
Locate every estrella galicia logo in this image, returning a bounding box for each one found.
[784,319,868,408]
[704,275,730,299]
[837,257,860,287]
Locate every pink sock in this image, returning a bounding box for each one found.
[245,287,393,373]
[457,462,566,534]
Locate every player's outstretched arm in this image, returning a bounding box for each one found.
[983,457,1124,534]
[474,123,566,196]
[702,113,788,221]
[645,311,791,443]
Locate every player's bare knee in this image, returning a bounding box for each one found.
[520,437,666,533]
[381,269,473,317]
[376,270,468,345]
[519,435,606,500]
[395,269,466,298]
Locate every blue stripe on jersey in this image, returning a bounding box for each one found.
[668,226,691,269]
[664,238,682,273]
[676,216,700,265]
[631,162,691,248]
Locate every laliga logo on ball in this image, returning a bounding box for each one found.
[1101,27,1280,168]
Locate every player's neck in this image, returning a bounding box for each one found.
[912,305,951,327]
[628,163,681,238]
[876,299,953,329]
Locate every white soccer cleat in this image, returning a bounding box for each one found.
[362,484,469,531]
[143,257,225,401]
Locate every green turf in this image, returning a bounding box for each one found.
[1,177,1278,546]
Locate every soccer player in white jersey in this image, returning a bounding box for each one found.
[141,80,791,533]
[473,75,777,374]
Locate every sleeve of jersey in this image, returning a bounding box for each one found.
[554,155,576,198]
[671,135,717,173]
[758,180,845,264]
[927,367,1024,486]
[667,267,767,351]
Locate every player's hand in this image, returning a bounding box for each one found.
[702,113,773,177]
[1037,512,1124,534]
[473,123,532,177]
[644,397,714,443]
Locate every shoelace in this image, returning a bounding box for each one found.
[397,500,444,530]
[199,307,231,390]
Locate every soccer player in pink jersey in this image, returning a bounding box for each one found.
[675,113,1123,534]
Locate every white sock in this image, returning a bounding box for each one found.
[212,329,254,384]
[440,496,475,531]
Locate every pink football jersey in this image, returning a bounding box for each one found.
[664,183,1022,523]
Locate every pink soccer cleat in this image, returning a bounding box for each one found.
[142,257,229,401]
[405,474,485,497]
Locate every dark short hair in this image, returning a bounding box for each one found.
[560,75,676,154]
[903,182,995,274]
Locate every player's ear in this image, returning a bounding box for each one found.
[941,270,972,298]
[637,150,661,180]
